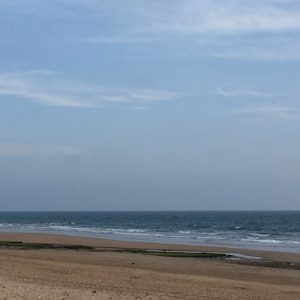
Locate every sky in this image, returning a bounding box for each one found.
[0,0,300,211]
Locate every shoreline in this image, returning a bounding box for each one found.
[1,211,299,255]
[2,228,300,254]
[0,230,300,299]
[1,230,300,263]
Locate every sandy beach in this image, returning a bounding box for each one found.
[0,231,299,299]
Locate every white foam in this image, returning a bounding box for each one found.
[227,253,262,260]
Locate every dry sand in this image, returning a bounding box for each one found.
[0,231,299,299]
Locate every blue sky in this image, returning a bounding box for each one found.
[1,0,300,210]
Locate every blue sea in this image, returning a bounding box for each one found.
[0,211,299,253]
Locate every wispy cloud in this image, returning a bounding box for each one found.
[230,105,300,121]
[74,36,152,44]
[207,35,300,61]
[0,144,80,158]
[65,1,300,35]
[173,2,300,35]
[71,1,300,60]
[3,1,300,60]
[0,70,178,108]
[216,88,270,98]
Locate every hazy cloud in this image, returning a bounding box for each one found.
[0,71,178,108]
[73,1,300,60]
[59,1,300,35]
[2,1,300,60]
[216,88,270,98]
[137,1,300,35]
[230,105,300,121]
[74,36,153,44]
[0,144,80,158]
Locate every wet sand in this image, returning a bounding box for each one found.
[0,231,299,299]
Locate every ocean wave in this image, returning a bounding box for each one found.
[249,233,270,237]
[1,222,300,249]
[241,237,300,245]
[234,226,242,230]
[178,230,192,234]
[196,235,227,240]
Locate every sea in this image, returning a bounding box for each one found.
[0,211,299,253]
